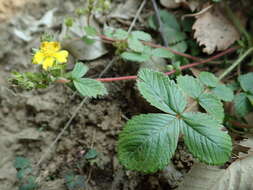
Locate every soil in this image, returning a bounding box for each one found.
[0,0,192,190]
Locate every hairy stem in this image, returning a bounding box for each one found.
[96,47,237,82]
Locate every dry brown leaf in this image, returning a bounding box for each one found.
[177,156,253,190]
[177,163,224,190]
[212,156,253,190]
[193,6,240,54]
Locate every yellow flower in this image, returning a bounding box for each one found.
[33,41,69,70]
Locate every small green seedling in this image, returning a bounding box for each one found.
[14,157,38,190]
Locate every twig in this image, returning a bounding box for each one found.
[98,57,118,78]
[151,0,168,46]
[181,4,213,20]
[36,97,88,167]
[128,0,147,33]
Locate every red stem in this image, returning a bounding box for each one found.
[99,34,202,62]
[96,47,237,82]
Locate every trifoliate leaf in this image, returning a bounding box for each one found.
[118,113,180,173]
[128,36,144,53]
[234,93,252,117]
[152,48,174,59]
[137,69,187,115]
[131,31,152,41]
[181,112,232,165]
[199,72,219,88]
[113,29,128,40]
[212,84,234,102]
[84,26,97,36]
[121,52,150,62]
[177,75,204,99]
[74,78,107,98]
[14,157,30,169]
[238,73,253,94]
[71,62,89,79]
[198,93,224,123]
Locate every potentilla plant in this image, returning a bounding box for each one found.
[10,39,107,98]
[117,69,232,173]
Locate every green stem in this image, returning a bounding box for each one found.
[218,48,253,80]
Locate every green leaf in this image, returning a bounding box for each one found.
[198,93,224,123]
[199,72,220,88]
[211,84,234,102]
[164,27,186,45]
[104,27,114,38]
[128,36,144,53]
[137,69,187,115]
[247,95,253,106]
[121,52,150,62]
[234,93,252,117]
[170,40,187,53]
[131,31,152,41]
[117,113,180,173]
[177,75,204,99]
[65,174,85,190]
[82,36,95,45]
[14,157,30,169]
[84,149,98,160]
[181,112,232,165]
[149,10,180,31]
[71,62,89,79]
[84,26,97,36]
[74,78,107,98]
[113,29,128,40]
[152,48,174,59]
[238,73,253,94]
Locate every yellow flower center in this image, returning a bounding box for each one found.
[41,42,60,57]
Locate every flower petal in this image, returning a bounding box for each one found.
[42,57,55,70]
[41,41,61,52]
[54,50,69,63]
[33,51,45,64]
